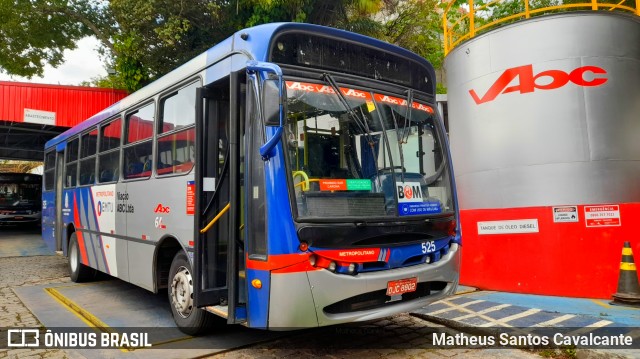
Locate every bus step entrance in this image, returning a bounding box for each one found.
[206,305,229,318]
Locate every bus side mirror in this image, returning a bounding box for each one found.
[246,60,284,160]
[262,79,281,127]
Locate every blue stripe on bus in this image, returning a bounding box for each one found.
[246,268,270,329]
[264,130,299,256]
[42,192,57,252]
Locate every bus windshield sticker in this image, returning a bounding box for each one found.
[319,179,346,191]
[396,182,423,203]
[366,101,376,112]
[285,81,433,113]
[346,179,371,191]
[399,202,442,216]
[373,94,434,113]
[285,81,372,100]
[319,179,371,191]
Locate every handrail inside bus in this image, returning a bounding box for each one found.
[294,178,321,189]
[292,171,310,191]
[442,0,640,55]
[200,203,231,234]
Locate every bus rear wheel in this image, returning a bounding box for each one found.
[68,233,97,282]
[168,251,214,335]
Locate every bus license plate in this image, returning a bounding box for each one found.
[386,277,418,296]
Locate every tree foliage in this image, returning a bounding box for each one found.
[0,0,98,77]
[1,0,447,92]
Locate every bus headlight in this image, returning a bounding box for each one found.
[347,263,356,274]
[328,261,337,272]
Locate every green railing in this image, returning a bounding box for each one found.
[443,0,640,55]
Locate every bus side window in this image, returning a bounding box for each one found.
[123,103,155,180]
[44,151,56,190]
[65,138,79,188]
[98,117,122,183]
[157,81,197,176]
[79,129,98,186]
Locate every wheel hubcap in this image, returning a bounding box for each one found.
[171,266,194,318]
[70,243,78,272]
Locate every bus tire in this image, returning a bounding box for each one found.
[168,251,214,335]
[68,233,97,282]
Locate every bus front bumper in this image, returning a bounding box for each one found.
[268,243,460,329]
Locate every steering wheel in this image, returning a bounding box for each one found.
[292,170,310,191]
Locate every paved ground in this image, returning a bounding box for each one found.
[0,253,541,359]
[0,229,541,358]
[0,227,52,258]
[206,317,544,359]
[0,254,71,359]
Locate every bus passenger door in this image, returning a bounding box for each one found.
[193,77,233,311]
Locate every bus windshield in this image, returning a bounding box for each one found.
[284,81,453,220]
[0,176,41,210]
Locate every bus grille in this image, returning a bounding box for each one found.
[304,193,386,217]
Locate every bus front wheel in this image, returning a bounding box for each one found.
[68,233,97,282]
[168,251,213,335]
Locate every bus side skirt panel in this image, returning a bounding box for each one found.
[246,268,270,329]
[268,272,319,329]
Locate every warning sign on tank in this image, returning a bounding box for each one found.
[585,205,621,227]
[552,206,578,223]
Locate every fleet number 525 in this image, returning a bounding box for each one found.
[421,241,436,254]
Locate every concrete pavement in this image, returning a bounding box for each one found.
[0,227,52,258]
[412,287,640,358]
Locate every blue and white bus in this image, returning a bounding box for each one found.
[42,23,461,334]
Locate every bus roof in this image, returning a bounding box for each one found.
[45,22,434,150]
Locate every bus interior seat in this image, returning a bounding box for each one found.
[79,173,95,185]
[127,162,144,176]
[100,169,113,182]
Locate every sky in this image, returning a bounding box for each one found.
[0,37,107,86]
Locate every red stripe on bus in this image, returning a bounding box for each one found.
[73,193,89,265]
[246,253,311,271]
[312,248,381,262]
[271,260,321,274]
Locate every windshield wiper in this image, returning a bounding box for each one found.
[387,106,406,183]
[401,89,414,144]
[397,89,414,183]
[322,73,381,179]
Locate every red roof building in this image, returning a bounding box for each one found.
[0,81,127,161]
